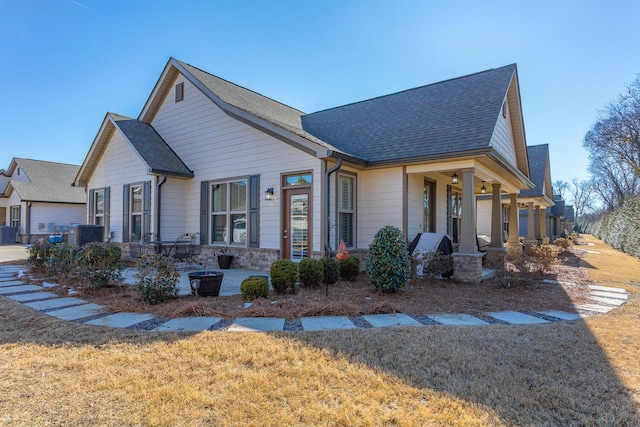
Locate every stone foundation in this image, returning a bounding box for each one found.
[197,247,280,271]
[484,247,507,269]
[452,252,484,283]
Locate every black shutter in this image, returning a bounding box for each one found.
[249,175,260,248]
[143,181,151,238]
[104,187,111,240]
[88,189,95,225]
[122,184,130,242]
[200,181,209,245]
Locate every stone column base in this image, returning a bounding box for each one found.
[484,247,507,269]
[506,242,523,254]
[452,252,484,283]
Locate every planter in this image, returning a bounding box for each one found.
[188,271,224,297]
[217,254,234,269]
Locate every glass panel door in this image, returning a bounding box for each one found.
[289,193,308,261]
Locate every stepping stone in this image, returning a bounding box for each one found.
[0,285,42,295]
[85,313,155,328]
[590,296,626,306]
[486,311,550,325]
[427,313,490,326]
[25,297,86,311]
[362,313,422,328]
[535,310,586,321]
[590,291,628,300]
[583,250,601,254]
[45,304,106,321]
[227,317,285,332]
[575,304,615,314]
[0,280,25,287]
[300,316,356,331]
[6,292,59,302]
[153,317,222,332]
[588,285,627,294]
[542,279,560,284]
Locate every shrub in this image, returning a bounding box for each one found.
[45,243,78,276]
[26,241,52,269]
[339,256,360,281]
[270,259,298,294]
[298,258,323,288]
[76,242,124,287]
[553,238,573,252]
[366,225,411,292]
[319,256,339,285]
[134,255,180,305]
[240,276,269,300]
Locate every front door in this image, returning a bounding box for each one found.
[283,188,311,261]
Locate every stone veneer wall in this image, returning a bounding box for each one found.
[452,253,483,282]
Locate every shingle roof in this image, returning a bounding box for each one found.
[111,114,194,178]
[520,144,548,197]
[8,158,85,203]
[176,60,344,155]
[301,64,517,163]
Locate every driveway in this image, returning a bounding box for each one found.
[0,245,29,263]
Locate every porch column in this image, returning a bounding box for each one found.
[540,208,549,244]
[452,168,483,283]
[535,206,541,240]
[507,193,521,250]
[525,201,537,245]
[489,183,503,248]
[485,183,507,268]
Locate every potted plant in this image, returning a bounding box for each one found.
[217,247,234,269]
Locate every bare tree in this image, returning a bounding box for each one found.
[569,179,595,220]
[553,180,569,199]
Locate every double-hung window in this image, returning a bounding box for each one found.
[130,185,143,239]
[211,179,247,245]
[94,189,105,226]
[337,174,355,248]
[10,205,20,229]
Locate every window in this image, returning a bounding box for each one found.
[447,186,461,243]
[211,179,247,245]
[502,100,508,118]
[338,174,355,247]
[284,173,312,187]
[10,205,20,229]
[130,185,143,239]
[423,179,435,232]
[94,189,105,226]
[503,205,510,235]
[175,82,184,102]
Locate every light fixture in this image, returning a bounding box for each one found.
[481,182,487,194]
[451,173,459,184]
[265,187,275,201]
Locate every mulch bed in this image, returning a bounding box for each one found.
[19,248,593,320]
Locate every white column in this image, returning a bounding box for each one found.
[508,193,520,246]
[459,168,478,253]
[526,201,537,243]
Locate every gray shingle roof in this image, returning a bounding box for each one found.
[301,64,517,163]
[8,158,85,203]
[520,144,548,197]
[176,60,344,155]
[111,115,194,178]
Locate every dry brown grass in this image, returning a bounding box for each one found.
[1,234,639,426]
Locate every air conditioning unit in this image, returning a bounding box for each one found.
[0,226,18,244]
[68,225,104,246]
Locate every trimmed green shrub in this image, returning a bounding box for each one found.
[270,259,298,294]
[76,242,124,287]
[46,243,78,276]
[298,258,323,288]
[240,276,269,300]
[134,254,180,305]
[366,225,411,293]
[339,256,360,281]
[319,256,339,285]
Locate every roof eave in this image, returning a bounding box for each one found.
[149,168,194,179]
[365,147,492,168]
[487,148,534,190]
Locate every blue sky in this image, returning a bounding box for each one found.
[1,0,639,186]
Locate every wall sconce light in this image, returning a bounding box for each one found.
[451,173,459,184]
[265,187,275,201]
[481,182,487,194]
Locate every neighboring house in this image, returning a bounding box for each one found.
[547,194,566,239]
[516,144,554,243]
[0,158,86,243]
[74,58,536,282]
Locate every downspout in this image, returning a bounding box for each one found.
[325,159,343,257]
[156,174,168,239]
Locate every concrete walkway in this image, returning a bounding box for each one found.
[0,264,630,333]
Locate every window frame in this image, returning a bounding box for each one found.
[210,177,249,246]
[94,188,105,226]
[336,172,356,249]
[10,205,20,229]
[130,184,144,240]
[175,82,184,102]
[423,178,436,233]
